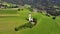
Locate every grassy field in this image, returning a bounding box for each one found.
[0,8,60,34]
[0,8,19,16]
[0,8,18,14]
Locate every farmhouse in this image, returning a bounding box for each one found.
[0,4,7,8]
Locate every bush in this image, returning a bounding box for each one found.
[52,16,56,20]
[18,9,20,11]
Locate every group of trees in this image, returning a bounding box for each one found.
[1,0,60,19]
[15,18,37,31]
[0,0,19,8]
[0,4,19,8]
[1,0,60,7]
[41,0,60,19]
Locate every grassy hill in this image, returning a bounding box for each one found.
[0,8,19,16]
[0,8,60,34]
[0,8,17,14]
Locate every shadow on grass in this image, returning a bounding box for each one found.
[15,23,33,31]
[15,18,37,31]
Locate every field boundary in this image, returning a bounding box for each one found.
[0,14,20,16]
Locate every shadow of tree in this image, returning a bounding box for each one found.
[15,18,37,31]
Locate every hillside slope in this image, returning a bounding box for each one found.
[2,0,60,6]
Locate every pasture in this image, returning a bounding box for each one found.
[0,8,60,34]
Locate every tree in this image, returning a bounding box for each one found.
[52,16,56,20]
[18,8,20,11]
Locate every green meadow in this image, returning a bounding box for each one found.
[0,8,60,34]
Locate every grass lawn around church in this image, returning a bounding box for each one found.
[0,8,60,34]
